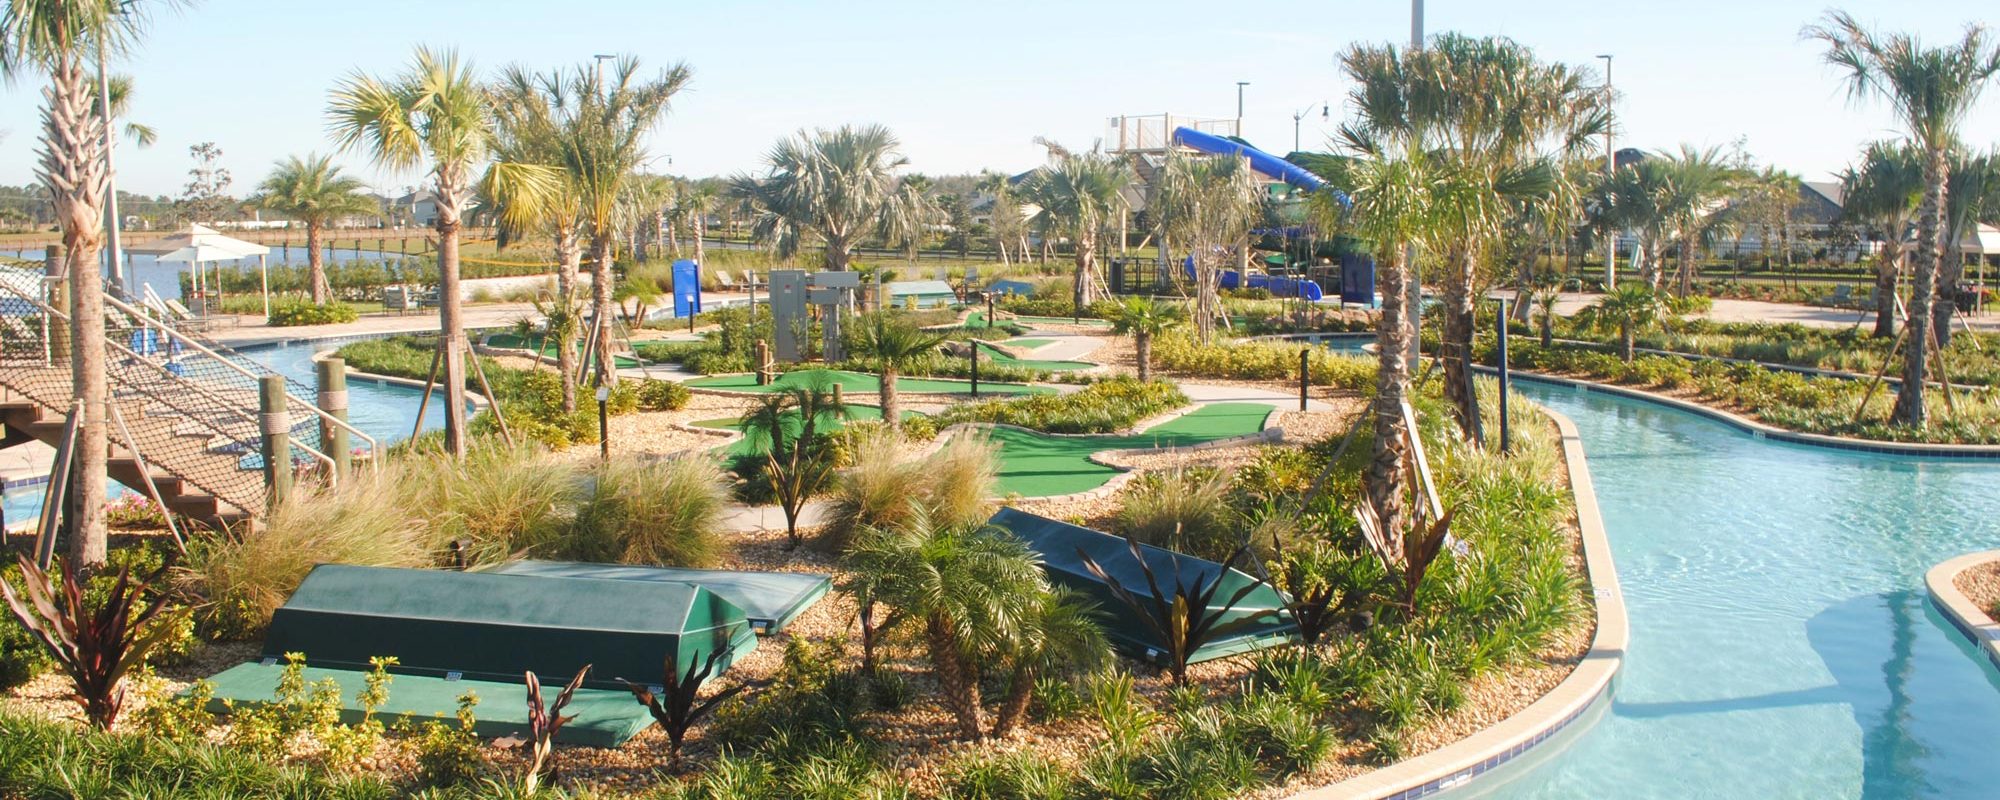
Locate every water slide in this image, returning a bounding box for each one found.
[1170,127,1335,300]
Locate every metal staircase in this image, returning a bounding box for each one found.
[0,271,377,529]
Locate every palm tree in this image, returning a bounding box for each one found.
[976,171,1025,266]
[842,509,1049,741]
[1807,11,2000,427]
[555,57,691,388]
[3,0,168,565]
[1596,159,1673,289]
[1839,141,1924,338]
[620,173,675,263]
[1108,296,1185,381]
[87,73,155,146]
[1576,284,1664,362]
[990,586,1109,737]
[1021,148,1133,314]
[878,173,940,265]
[251,154,378,304]
[679,180,721,268]
[491,64,588,412]
[1150,150,1260,342]
[732,125,908,272]
[849,312,945,433]
[330,47,562,457]
[738,380,846,548]
[1655,144,1745,297]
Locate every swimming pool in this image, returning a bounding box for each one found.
[1454,380,2000,799]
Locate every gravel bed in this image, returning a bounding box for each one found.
[1955,559,2000,620]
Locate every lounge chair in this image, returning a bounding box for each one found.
[713,270,737,290]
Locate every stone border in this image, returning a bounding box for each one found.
[1287,406,1628,800]
[1925,550,2000,671]
[1495,370,2000,459]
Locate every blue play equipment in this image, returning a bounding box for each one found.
[1182,254,1324,302]
[1172,127,1347,207]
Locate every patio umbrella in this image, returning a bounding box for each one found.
[132,225,274,316]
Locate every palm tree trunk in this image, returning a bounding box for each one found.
[1934,242,1965,348]
[1894,151,1945,427]
[1368,245,1414,553]
[555,225,582,414]
[926,615,984,740]
[1073,237,1095,308]
[306,219,331,304]
[45,56,110,565]
[992,664,1035,737]
[1873,236,1902,339]
[591,233,619,388]
[662,210,678,260]
[1620,321,1634,362]
[1135,331,1152,382]
[1440,247,1483,445]
[1677,237,1695,297]
[693,213,706,268]
[881,367,900,432]
[435,189,472,459]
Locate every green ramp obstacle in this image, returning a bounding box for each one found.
[987,508,1297,663]
[975,341,1092,372]
[203,565,758,747]
[984,403,1273,497]
[486,560,831,634]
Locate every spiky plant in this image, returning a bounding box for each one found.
[511,664,589,794]
[738,378,847,548]
[1076,538,1278,686]
[622,650,747,771]
[0,555,181,729]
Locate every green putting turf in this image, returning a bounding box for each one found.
[984,403,1273,497]
[484,333,641,368]
[975,342,1093,372]
[965,311,1112,328]
[696,405,924,455]
[686,368,1049,396]
[1005,338,1055,349]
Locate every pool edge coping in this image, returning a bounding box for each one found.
[1924,550,2000,671]
[1284,405,1628,800]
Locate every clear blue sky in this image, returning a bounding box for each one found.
[2,0,1994,198]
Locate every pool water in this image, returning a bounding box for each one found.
[1457,380,2000,799]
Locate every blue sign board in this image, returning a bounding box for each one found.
[672,259,702,318]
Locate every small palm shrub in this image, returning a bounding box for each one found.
[569,456,728,567]
[181,470,428,639]
[1114,468,1236,561]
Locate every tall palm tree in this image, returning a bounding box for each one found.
[878,173,939,265]
[620,173,675,263]
[842,509,1049,741]
[1808,11,2000,427]
[251,154,378,304]
[1596,159,1673,289]
[1655,144,1745,297]
[555,56,691,388]
[1838,141,1924,338]
[1150,149,1259,342]
[329,47,562,457]
[679,179,720,268]
[1937,149,2000,346]
[849,312,945,433]
[3,0,167,565]
[491,64,588,412]
[732,124,908,272]
[1107,296,1185,381]
[1021,147,1133,314]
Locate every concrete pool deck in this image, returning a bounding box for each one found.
[1925,550,2000,672]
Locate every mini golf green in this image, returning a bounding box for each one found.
[694,405,925,456]
[983,403,1272,497]
[484,333,641,369]
[1005,338,1055,349]
[686,368,1049,396]
[975,342,1093,372]
[965,311,1112,329]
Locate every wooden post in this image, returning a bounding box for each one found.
[260,375,293,505]
[754,339,771,386]
[1299,349,1310,411]
[411,346,442,441]
[317,357,351,479]
[971,343,981,398]
[1497,298,1512,454]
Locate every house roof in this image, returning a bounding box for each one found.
[1802,181,1844,208]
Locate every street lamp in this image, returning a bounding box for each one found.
[593,53,616,95]
[99,1,138,295]
[1235,81,1250,136]
[1598,54,1616,288]
[1407,0,1425,372]
[1292,101,1329,153]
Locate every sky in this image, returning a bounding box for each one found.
[1,0,1996,199]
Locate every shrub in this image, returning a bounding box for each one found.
[267,298,361,327]
[823,428,998,550]
[397,443,578,567]
[0,554,182,729]
[182,469,428,639]
[638,378,692,411]
[128,668,215,741]
[568,456,727,566]
[0,712,401,798]
[404,691,485,788]
[1115,468,1239,562]
[944,750,1075,800]
[933,377,1186,434]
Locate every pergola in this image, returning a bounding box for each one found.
[1963,223,1999,315]
[128,224,274,316]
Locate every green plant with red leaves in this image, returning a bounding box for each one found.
[496,664,590,794]
[0,554,181,729]
[622,649,746,771]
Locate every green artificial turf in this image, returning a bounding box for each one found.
[686,368,1049,396]
[965,311,1113,329]
[984,403,1272,497]
[484,333,641,369]
[975,342,1093,372]
[1004,338,1055,349]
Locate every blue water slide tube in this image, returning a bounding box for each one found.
[1172,127,1331,194]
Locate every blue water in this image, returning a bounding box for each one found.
[0,246,413,303]
[1457,380,2000,799]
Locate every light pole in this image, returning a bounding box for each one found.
[98,2,135,296]
[1235,81,1250,136]
[593,53,616,96]
[1292,102,1329,153]
[1598,54,1616,289]
[1407,0,1424,373]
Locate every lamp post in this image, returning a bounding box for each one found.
[595,384,610,460]
[1235,81,1250,136]
[1406,0,1424,372]
[593,53,616,95]
[1598,54,1616,288]
[98,1,135,295]
[1292,102,1329,153]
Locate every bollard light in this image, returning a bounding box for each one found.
[596,385,611,460]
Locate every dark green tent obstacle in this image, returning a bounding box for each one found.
[987,508,1298,664]
[202,564,759,747]
[485,560,831,634]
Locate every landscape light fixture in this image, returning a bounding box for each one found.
[595,385,611,459]
[1235,81,1251,135]
[1598,54,1615,287]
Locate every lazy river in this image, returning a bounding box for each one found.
[1454,378,2000,799]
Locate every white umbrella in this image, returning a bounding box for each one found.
[136,225,275,317]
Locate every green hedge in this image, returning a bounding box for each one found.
[932,377,1186,433]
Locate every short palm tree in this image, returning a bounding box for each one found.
[1577,284,1664,362]
[732,124,908,272]
[1108,296,1185,381]
[1838,141,1924,339]
[3,0,168,565]
[1807,11,2000,427]
[841,509,1049,741]
[329,47,562,457]
[738,380,846,548]
[991,586,1109,737]
[850,312,945,432]
[1151,149,1260,342]
[1021,148,1132,313]
[251,154,378,304]
[1655,144,1745,297]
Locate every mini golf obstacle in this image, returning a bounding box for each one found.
[485,560,832,634]
[203,564,761,747]
[988,508,1297,663]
